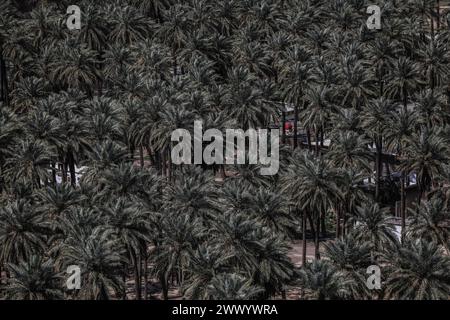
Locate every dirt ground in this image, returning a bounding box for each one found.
[288,240,327,267]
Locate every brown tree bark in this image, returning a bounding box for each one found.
[315,216,321,260]
[302,210,307,265]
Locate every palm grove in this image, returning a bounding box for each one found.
[0,0,450,300]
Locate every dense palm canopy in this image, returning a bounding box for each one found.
[3,255,63,300]
[381,239,450,300]
[0,0,449,301]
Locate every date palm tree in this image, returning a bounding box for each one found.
[251,232,295,299]
[154,214,203,299]
[298,260,352,300]
[209,212,262,274]
[50,43,100,97]
[107,3,151,46]
[10,76,48,113]
[0,200,50,266]
[335,168,368,238]
[302,84,335,155]
[24,110,64,152]
[0,109,20,171]
[214,179,254,215]
[163,167,217,222]
[100,198,152,300]
[225,66,275,129]
[102,45,134,85]
[130,40,171,80]
[327,131,371,172]
[366,35,399,97]
[408,0,440,36]
[324,235,372,299]
[360,97,394,200]
[338,58,374,110]
[97,163,150,201]
[151,103,195,173]
[36,183,80,222]
[282,150,341,260]
[131,0,171,22]
[385,108,417,233]
[157,4,190,74]
[58,227,126,300]
[248,187,294,235]
[401,127,449,203]
[418,37,450,89]
[77,4,107,51]
[413,89,447,128]
[382,238,450,299]
[386,57,422,112]
[182,245,231,299]
[80,140,128,184]
[279,44,312,148]
[4,139,52,188]
[207,273,264,300]
[350,202,398,258]
[407,196,450,252]
[4,255,63,300]
[60,113,91,186]
[0,1,14,105]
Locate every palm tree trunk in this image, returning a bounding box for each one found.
[160,274,168,300]
[385,162,391,176]
[51,162,57,185]
[172,47,178,76]
[140,256,144,299]
[145,145,155,168]
[437,0,440,29]
[400,171,406,240]
[61,162,67,183]
[161,151,166,177]
[375,138,382,201]
[314,128,319,156]
[302,210,307,265]
[0,46,3,103]
[143,253,148,300]
[336,204,341,238]
[133,252,141,300]
[130,145,135,163]
[320,125,324,153]
[306,128,312,150]
[167,148,172,179]
[403,87,408,113]
[378,63,384,97]
[35,174,41,189]
[307,214,315,238]
[320,212,326,238]
[346,196,354,237]
[418,183,424,206]
[68,153,76,187]
[293,105,299,149]
[342,208,347,237]
[430,12,435,37]
[122,272,127,300]
[0,48,9,106]
[102,282,113,300]
[0,55,4,103]
[314,215,321,260]
[139,145,144,168]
